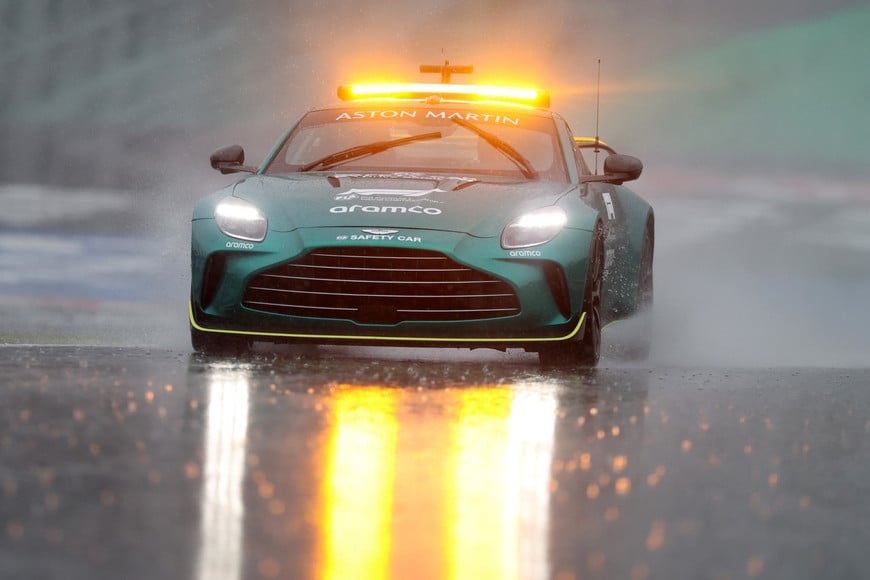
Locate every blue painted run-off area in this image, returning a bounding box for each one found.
[0,231,177,303]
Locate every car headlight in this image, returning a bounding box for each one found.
[501,206,567,249]
[214,197,268,242]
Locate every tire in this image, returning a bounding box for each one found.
[190,324,251,356]
[539,222,604,368]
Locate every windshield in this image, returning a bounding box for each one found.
[264,106,568,181]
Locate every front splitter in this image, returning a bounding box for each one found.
[189,302,586,349]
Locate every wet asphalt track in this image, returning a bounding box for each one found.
[2,187,870,579]
[1,345,870,580]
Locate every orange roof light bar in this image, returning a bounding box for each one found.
[337,82,551,109]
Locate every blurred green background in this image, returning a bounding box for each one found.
[2,0,867,194]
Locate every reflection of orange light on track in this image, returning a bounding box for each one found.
[321,387,399,580]
[448,388,516,580]
[318,383,557,579]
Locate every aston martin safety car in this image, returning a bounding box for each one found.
[190,63,653,366]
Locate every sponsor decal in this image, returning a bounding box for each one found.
[602,192,616,220]
[334,110,520,126]
[334,172,477,184]
[330,205,442,216]
[335,234,423,243]
[226,241,255,250]
[509,249,542,257]
[335,188,443,201]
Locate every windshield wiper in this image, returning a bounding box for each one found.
[299,131,442,172]
[451,118,538,179]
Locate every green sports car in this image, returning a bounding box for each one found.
[190,68,653,366]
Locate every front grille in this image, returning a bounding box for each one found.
[242,247,520,324]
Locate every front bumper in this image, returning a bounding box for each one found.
[190,222,594,350]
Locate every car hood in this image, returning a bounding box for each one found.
[229,173,575,237]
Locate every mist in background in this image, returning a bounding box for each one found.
[2,0,869,365]
[4,0,869,189]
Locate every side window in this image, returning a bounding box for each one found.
[574,145,592,176]
[552,115,582,183]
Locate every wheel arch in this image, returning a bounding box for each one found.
[602,187,654,320]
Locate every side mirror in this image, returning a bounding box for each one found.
[209,145,256,174]
[602,154,643,184]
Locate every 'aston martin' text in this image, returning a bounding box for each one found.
[334,110,520,126]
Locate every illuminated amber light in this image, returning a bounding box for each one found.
[338,82,550,108]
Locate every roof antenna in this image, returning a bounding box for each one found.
[594,58,602,175]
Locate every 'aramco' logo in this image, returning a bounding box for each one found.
[329,205,442,215]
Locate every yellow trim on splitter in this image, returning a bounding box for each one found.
[189,302,585,344]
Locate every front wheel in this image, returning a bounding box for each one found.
[539,223,604,368]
